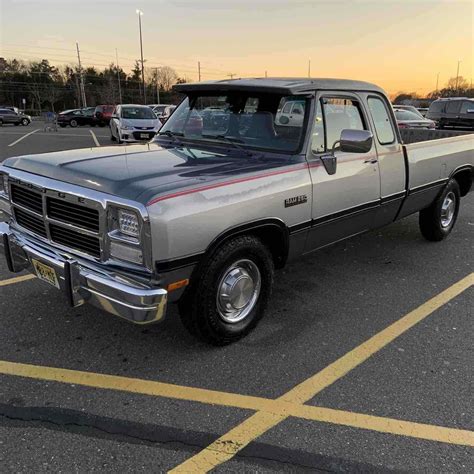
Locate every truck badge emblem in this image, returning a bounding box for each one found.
[285,195,308,207]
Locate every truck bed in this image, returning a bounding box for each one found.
[400,128,472,144]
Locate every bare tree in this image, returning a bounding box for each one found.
[156,66,179,91]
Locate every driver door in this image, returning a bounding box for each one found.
[305,92,381,251]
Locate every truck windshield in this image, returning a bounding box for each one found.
[157,93,308,153]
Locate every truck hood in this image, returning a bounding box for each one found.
[4,143,293,204]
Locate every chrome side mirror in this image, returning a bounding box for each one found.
[340,129,373,153]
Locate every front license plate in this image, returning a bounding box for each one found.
[140,133,149,139]
[31,259,60,289]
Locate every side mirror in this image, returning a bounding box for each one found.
[340,129,373,153]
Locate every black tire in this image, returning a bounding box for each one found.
[419,179,460,241]
[178,235,274,345]
[70,119,78,128]
[59,124,67,128]
[14,122,20,126]
[21,118,29,126]
[0,119,3,126]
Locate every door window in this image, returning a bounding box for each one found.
[282,102,292,114]
[292,103,304,115]
[312,97,366,153]
[460,101,474,113]
[446,101,461,114]
[368,97,395,145]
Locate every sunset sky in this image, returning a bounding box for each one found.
[1,0,472,96]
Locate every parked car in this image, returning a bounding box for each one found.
[393,104,425,119]
[109,104,161,143]
[393,109,436,129]
[0,78,472,345]
[94,105,115,126]
[57,109,95,128]
[0,108,31,126]
[152,104,177,124]
[275,99,306,127]
[426,98,474,130]
[82,106,97,125]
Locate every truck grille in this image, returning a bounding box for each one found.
[11,184,43,214]
[10,181,103,259]
[14,208,47,238]
[50,224,101,258]
[47,197,100,232]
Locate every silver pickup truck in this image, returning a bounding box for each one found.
[1,78,473,345]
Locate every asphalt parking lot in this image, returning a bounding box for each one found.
[0,122,473,472]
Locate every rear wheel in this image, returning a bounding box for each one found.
[419,179,460,241]
[178,235,274,345]
[70,119,78,128]
[21,118,29,126]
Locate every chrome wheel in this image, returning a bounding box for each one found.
[440,191,456,228]
[216,259,261,323]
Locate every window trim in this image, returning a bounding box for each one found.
[367,95,396,146]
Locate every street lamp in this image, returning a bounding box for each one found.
[136,9,146,104]
[455,60,461,94]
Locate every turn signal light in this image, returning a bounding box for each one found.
[167,279,189,292]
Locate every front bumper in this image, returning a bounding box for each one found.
[120,130,157,142]
[0,222,167,325]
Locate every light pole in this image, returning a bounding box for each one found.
[455,60,461,94]
[136,9,146,104]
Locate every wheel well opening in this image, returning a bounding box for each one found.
[453,169,473,197]
[249,225,289,269]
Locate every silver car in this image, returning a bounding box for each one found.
[110,105,161,143]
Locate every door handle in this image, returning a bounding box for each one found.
[364,158,378,164]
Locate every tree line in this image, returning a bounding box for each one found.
[0,57,189,114]
[393,76,473,106]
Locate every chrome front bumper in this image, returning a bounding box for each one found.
[0,222,167,324]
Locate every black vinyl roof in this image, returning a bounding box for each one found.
[173,77,387,96]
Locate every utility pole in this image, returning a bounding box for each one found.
[455,60,461,94]
[435,72,439,92]
[154,67,160,104]
[228,73,235,79]
[136,9,146,104]
[76,42,87,107]
[308,59,311,78]
[115,48,122,104]
[198,61,201,81]
[265,70,268,78]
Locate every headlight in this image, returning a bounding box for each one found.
[118,209,140,237]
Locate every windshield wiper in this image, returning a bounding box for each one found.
[157,130,184,142]
[201,134,253,156]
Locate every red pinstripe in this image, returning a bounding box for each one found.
[146,163,310,206]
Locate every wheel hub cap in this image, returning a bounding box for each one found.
[217,259,261,323]
[440,192,455,228]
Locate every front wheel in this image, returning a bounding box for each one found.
[69,119,78,128]
[419,179,460,241]
[178,235,274,345]
[21,118,29,126]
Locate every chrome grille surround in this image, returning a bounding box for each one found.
[2,168,152,271]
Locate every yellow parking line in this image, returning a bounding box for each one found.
[0,360,472,448]
[170,273,474,472]
[0,274,36,287]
